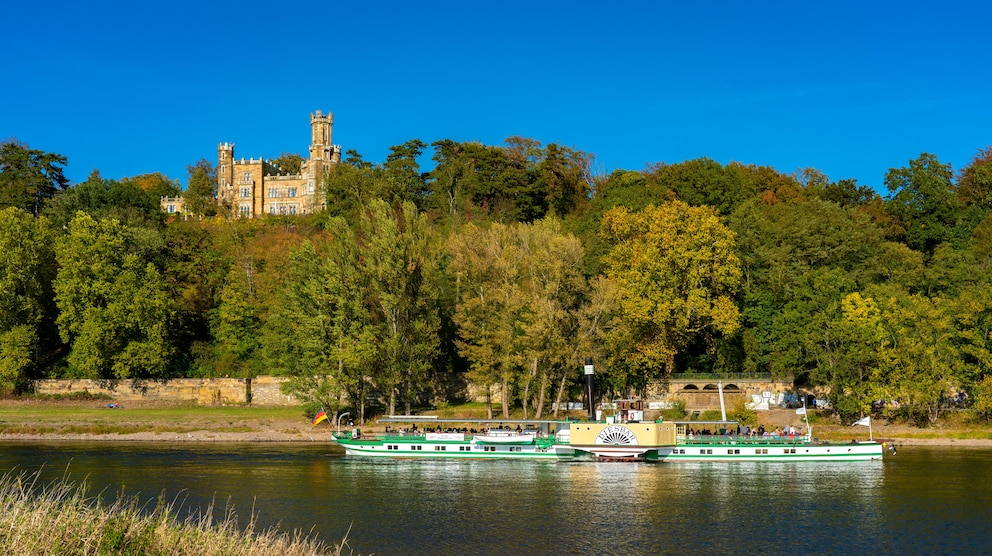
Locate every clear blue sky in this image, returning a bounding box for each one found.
[2,1,990,192]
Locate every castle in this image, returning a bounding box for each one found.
[162,110,341,217]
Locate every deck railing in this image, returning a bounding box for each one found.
[679,435,809,446]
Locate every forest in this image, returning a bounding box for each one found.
[2,137,992,426]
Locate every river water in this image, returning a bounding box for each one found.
[0,442,987,555]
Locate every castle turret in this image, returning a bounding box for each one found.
[217,142,235,204]
[309,110,334,168]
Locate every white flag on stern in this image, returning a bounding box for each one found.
[853,416,871,427]
[796,407,806,415]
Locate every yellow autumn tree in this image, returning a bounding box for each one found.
[601,200,742,381]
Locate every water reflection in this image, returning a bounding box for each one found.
[0,443,987,555]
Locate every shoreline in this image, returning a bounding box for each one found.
[2,401,990,447]
[3,429,991,448]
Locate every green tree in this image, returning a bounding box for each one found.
[884,153,958,254]
[729,198,888,373]
[54,213,175,379]
[448,217,600,417]
[427,138,592,224]
[956,146,992,209]
[356,199,441,415]
[875,290,967,425]
[45,170,163,229]
[646,158,751,215]
[532,142,592,218]
[973,375,992,422]
[568,169,668,276]
[0,140,68,215]
[270,152,306,175]
[447,222,528,418]
[0,208,58,392]
[120,172,181,198]
[263,221,377,423]
[160,220,227,376]
[600,201,742,382]
[184,159,217,217]
[827,292,891,420]
[513,217,589,418]
[322,150,384,219]
[384,140,428,206]
[426,139,472,222]
[769,268,858,382]
[214,263,262,377]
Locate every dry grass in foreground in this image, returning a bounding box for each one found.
[0,471,354,556]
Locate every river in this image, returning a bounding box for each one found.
[0,442,987,555]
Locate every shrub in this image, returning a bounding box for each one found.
[661,397,687,419]
[729,398,757,426]
[972,376,992,423]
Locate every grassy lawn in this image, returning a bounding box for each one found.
[0,404,307,435]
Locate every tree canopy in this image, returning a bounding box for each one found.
[3,134,992,427]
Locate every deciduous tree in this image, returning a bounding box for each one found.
[0,208,58,392]
[184,159,217,217]
[600,200,742,382]
[54,213,175,379]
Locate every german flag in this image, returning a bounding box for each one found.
[311,409,328,427]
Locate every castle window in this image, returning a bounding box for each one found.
[268,188,279,198]
[239,205,250,217]
[289,205,297,215]
[288,187,298,198]
[279,205,287,215]
[307,180,314,194]
[240,187,250,198]
[242,171,250,183]
[166,205,176,213]
[221,151,226,160]
[269,206,276,215]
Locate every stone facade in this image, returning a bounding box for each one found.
[34,376,300,406]
[160,196,185,215]
[162,110,341,218]
[32,375,796,410]
[649,377,795,410]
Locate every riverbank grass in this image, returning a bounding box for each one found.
[0,471,348,555]
[0,404,304,436]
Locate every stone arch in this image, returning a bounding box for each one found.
[681,384,699,391]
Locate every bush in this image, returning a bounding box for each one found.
[660,397,687,420]
[973,376,992,423]
[729,398,757,426]
[700,409,723,421]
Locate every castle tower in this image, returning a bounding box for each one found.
[309,110,334,169]
[217,142,235,204]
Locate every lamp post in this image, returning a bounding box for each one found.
[336,412,350,434]
[584,358,595,421]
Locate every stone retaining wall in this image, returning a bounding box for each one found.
[33,375,797,410]
[33,376,300,406]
